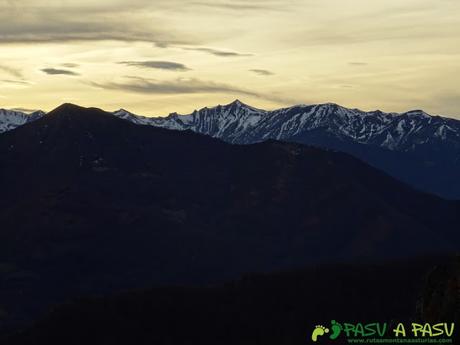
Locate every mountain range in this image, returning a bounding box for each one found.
[114,100,453,150]
[2,100,460,199]
[1,103,459,330]
[114,100,460,199]
[0,109,44,133]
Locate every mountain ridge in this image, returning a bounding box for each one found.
[2,100,457,136]
[0,105,460,328]
[1,103,459,330]
[111,101,460,199]
[1,103,458,259]
[3,101,460,198]
[113,100,455,150]
[0,108,45,133]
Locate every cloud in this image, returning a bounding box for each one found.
[154,41,171,48]
[0,79,30,85]
[154,41,253,58]
[0,64,22,78]
[90,76,259,96]
[0,27,183,45]
[0,1,270,50]
[0,2,197,46]
[182,47,253,57]
[61,63,79,68]
[41,68,79,76]
[189,1,282,11]
[297,15,459,48]
[9,107,41,113]
[119,61,191,71]
[249,69,274,76]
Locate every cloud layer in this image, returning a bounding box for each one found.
[91,77,259,97]
[0,64,22,78]
[119,61,191,71]
[41,68,79,76]
[249,69,274,76]
[0,0,459,117]
[182,47,253,57]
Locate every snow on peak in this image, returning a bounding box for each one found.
[4,101,458,155]
[0,108,45,133]
[110,102,458,151]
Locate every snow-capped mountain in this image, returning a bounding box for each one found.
[3,103,460,333]
[112,108,154,126]
[3,100,460,198]
[0,109,45,133]
[113,100,460,199]
[114,100,460,152]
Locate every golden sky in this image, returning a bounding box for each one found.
[1,0,459,117]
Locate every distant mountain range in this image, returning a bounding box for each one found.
[114,100,460,199]
[114,100,457,151]
[1,103,459,329]
[0,109,44,133]
[3,100,458,198]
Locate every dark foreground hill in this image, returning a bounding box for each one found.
[3,256,459,345]
[0,104,459,328]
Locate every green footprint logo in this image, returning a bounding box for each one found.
[329,320,342,340]
[311,325,329,342]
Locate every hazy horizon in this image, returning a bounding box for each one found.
[3,99,458,120]
[1,0,459,118]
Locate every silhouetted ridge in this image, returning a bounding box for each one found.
[0,102,460,332]
[46,103,117,121]
[30,103,131,137]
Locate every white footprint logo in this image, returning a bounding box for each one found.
[311,325,329,342]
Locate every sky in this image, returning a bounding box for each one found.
[0,0,459,118]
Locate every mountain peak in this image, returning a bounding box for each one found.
[114,108,129,114]
[230,99,243,105]
[220,99,265,114]
[47,103,114,121]
[226,99,248,108]
[404,109,431,119]
[48,103,90,115]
